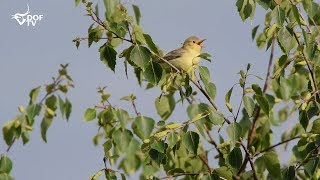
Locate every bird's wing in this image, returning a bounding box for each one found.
[163,49,184,61]
[155,48,185,63]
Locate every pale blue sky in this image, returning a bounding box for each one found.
[0,0,281,179]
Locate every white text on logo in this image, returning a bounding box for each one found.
[11,4,44,26]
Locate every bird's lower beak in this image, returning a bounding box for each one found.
[197,39,206,48]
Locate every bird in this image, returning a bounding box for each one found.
[157,36,205,72]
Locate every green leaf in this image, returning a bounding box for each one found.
[155,94,175,120]
[65,98,72,121]
[0,156,12,174]
[132,24,146,44]
[116,109,130,129]
[299,110,309,131]
[58,96,65,118]
[252,84,262,95]
[149,149,165,166]
[151,140,166,153]
[243,96,255,117]
[45,95,57,111]
[167,132,179,149]
[277,26,295,54]
[103,140,113,153]
[112,129,133,153]
[0,173,13,180]
[255,95,270,115]
[225,87,234,112]
[262,152,281,178]
[182,131,199,154]
[226,122,242,141]
[132,116,155,140]
[256,32,267,49]
[143,34,160,55]
[99,43,117,72]
[91,169,103,180]
[21,131,30,145]
[26,104,41,125]
[213,166,233,180]
[41,117,53,143]
[304,156,319,177]
[29,86,41,104]
[199,66,210,84]
[225,87,233,104]
[75,0,80,6]
[84,108,96,122]
[210,111,225,127]
[272,5,285,27]
[283,166,296,180]
[205,82,216,102]
[251,25,259,40]
[237,0,255,21]
[311,118,320,134]
[134,67,142,86]
[88,26,103,47]
[279,76,292,101]
[103,0,118,21]
[227,147,243,174]
[198,53,212,62]
[187,103,213,125]
[143,62,163,85]
[2,122,14,146]
[130,45,151,69]
[132,5,141,25]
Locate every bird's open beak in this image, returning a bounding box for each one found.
[197,39,206,48]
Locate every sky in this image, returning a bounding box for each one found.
[0,0,282,179]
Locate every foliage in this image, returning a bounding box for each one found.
[2,0,320,179]
[0,64,73,179]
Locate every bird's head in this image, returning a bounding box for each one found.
[182,36,206,52]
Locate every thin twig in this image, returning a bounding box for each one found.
[235,69,249,121]
[205,129,224,158]
[296,144,320,170]
[131,99,140,116]
[238,36,276,177]
[239,141,258,180]
[160,173,201,179]
[191,79,231,124]
[254,136,301,156]
[289,2,320,100]
[5,139,16,153]
[197,155,212,173]
[90,10,133,43]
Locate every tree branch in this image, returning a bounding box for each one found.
[238,36,276,177]
[254,136,301,156]
[90,10,133,43]
[131,99,140,116]
[198,154,212,174]
[160,173,201,179]
[296,144,320,170]
[205,129,224,159]
[239,140,258,180]
[191,79,231,124]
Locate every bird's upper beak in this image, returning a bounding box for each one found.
[197,39,206,48]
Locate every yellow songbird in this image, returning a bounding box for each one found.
[157,36,205,72]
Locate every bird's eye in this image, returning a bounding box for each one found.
[192,41,195,43]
